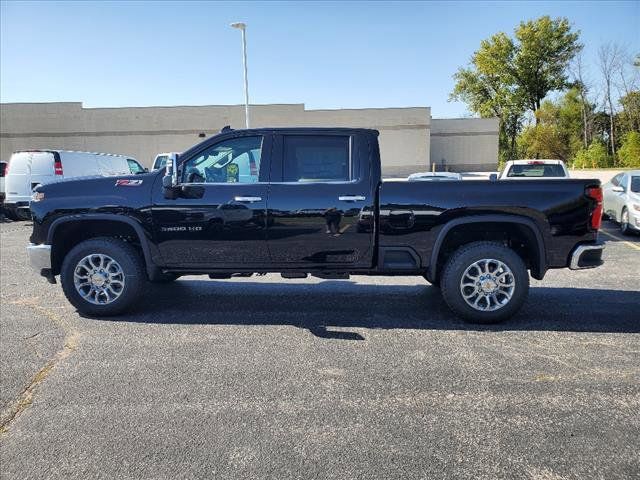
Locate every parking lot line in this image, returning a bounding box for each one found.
[600,230,640,251]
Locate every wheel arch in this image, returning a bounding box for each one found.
[427,214,547,282]
[47,214,156,278]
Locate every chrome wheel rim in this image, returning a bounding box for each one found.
[460,258,515,312]
[621,210,629,230]
[74,254,125,305]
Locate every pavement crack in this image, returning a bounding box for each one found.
[0,299,79,436]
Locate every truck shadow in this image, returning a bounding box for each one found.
[92,280,640,338]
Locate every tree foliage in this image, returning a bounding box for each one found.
[451,16,581,163]
[618,131,640,168]
[517,88,584,160]
[512,16,582,115]
[572,142,612,168]
[452,16,638,168]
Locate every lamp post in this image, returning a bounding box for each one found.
[230,22,250,128]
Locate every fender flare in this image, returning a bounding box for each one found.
[47,213,156,277]
[427,214,547,281]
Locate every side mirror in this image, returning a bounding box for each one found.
[162,153,180,199]
[489,173,498,181]
[612,185,625,193]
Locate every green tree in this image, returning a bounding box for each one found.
[618,131,640,168]
[450,33,525,162]
[619,90,640,134]
[572,142,612,168]
[517,88,584,161]
[451,16,582,161]
[512,16,582,121]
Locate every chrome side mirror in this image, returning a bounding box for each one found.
[162,153,180,199]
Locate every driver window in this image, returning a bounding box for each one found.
[182,136,263,184]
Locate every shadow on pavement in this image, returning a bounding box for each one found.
[89,280,640,337]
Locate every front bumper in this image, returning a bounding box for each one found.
[27,243,52,271]
[569,242,605,270]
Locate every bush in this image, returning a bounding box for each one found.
[618,131,640,168]
[572,142,613,168]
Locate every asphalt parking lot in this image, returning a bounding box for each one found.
[1,220,638,480]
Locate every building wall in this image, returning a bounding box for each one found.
[1,102,496,175]
[430,118,500,172]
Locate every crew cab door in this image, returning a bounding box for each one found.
[266,132,376,268]
[151,134,272,267]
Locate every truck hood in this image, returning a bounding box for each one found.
[32,172,158,207]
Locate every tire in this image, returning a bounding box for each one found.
[620,208,630,235]
[15,208,31,221]
[149,272,180,283]
[60,237,146,316]
[440,241,529,324]
[4,207,20,221]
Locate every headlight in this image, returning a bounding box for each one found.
[31,191,45,202]
[633,204,640,212]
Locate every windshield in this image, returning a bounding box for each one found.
[506,163,566,177]
[631,176,640,193]
[127,159,145,174]
[154,155,168,170]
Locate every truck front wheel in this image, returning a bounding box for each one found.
[440,241,529,324]
[60,237,146,316]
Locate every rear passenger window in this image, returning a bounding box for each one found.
[283,135,350,182]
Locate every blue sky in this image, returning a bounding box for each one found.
[1,1,638,117]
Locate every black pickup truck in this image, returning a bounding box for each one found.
[27,127,604,323]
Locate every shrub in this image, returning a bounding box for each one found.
[618,131,640,168]
[571,142,613,169]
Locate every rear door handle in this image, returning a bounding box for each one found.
[338,195,366,202]
[234,196,262,203]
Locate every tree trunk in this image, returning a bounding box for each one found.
[607,84,616,158]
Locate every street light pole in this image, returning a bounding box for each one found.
[231,22,250,128]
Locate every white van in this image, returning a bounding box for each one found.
[4,150,135,220]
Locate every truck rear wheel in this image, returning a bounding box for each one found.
[440,241,529,324]
[60,237,146,316]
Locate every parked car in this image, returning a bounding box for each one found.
[603,170,640,235]
[127,158,148,175]
[28,128,604,323]
[498,160,570,179]
[4,150,135,220]
[408,172,463,181]
[0,161,7,205]
[152,152,181,171]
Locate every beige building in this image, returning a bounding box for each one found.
[0,102,498,176]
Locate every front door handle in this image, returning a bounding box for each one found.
[338,195,366,202]
[234,196,262,203]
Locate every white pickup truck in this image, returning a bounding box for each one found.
[498,159,570,179]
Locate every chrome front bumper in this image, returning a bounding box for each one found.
[27,243,52,271]
[569,243,605,270]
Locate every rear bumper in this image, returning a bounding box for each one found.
[27,243,52,271]
[569,242,604,270]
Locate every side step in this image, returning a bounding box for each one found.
[281,272,308,279]
[281,272,351,280]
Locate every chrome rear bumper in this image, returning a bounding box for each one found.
[569,243,604,270]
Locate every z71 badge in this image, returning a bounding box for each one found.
[115,179,143,186]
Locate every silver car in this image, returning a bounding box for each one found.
[603,170,640,235]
